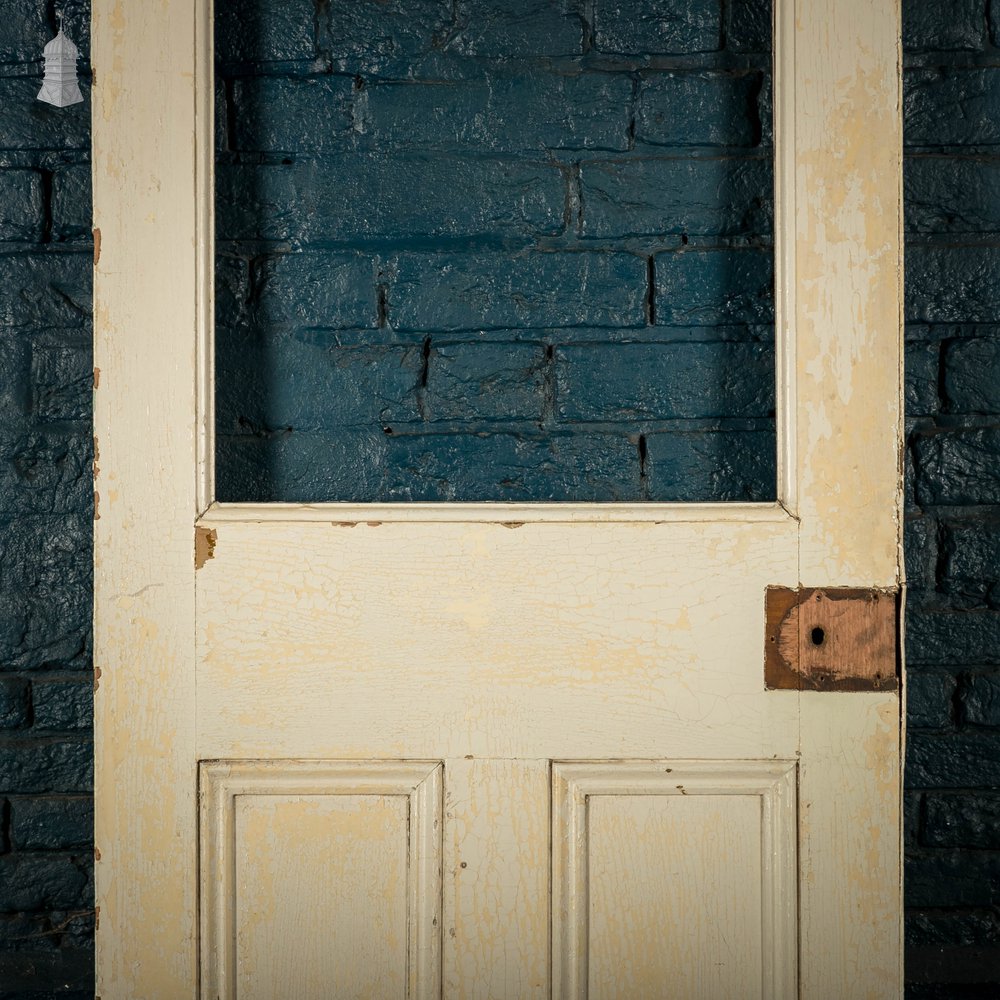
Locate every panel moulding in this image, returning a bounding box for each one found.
[551,760,798,1000]
[199,759,443,1000]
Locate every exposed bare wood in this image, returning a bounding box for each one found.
[766,587,900,691]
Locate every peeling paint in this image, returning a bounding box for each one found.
[195,527,217,569]
[93,227,101,266]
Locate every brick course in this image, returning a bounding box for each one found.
[214,0,776,503]
[0,4,93,993]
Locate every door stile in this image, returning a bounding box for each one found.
[92,0,203,996]
[789,0,904,995]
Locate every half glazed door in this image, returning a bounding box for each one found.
[92,0,904,997]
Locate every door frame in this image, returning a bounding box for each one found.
[92,0,904,995]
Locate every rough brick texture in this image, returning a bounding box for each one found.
[0,3,94,996]
[214,0,776,503]
[904,3,1000,991]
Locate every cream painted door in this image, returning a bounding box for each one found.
[92,1,904,997]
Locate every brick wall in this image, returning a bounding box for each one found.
[0,3,94,997]
[903,0,1000,994]
[214,0,777,502]
[2,1,1000,997]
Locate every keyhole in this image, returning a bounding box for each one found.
[810,626,825,646]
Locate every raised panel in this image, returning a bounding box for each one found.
[552,761,797,1000]
[200,761,442,1000]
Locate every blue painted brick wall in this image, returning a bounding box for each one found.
[0,1,94,996]
[904,0,1000,993]
[214,0,777,503]
[3,1,1000,996]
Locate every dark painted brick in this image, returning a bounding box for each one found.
[324,0,452,69]
[913,428,1000,505]
[906,68,1000,148]
[925,793,1000,849]
[215,430,389,503]
[0,7,49,65]
[49,167,91,243]
[0,515,91,598]
[907,673,956,729]
[906,791,923,847]
[907,158,1000,234]
[0,255,91,330]
[964,674,1000,726]
[215,78,228,154]
[0,680,30,730]
[907,909,1000,947]
[0,947,94,995]
[361,73,632,153]
[907,851,1000,908]
[904,0,985,52]
[727,0,771,54]
[230,77,354,153]
[637,72,763,148]
[447,0,584,58]
[644,429,775,501]
[906,247,1000,323]
[944,521,1000,604]
[0,433,92,538]
[57,909,95,949]
[0,515,90,672]
[425,343,547,421]
[579,157,772,238]
[0,739,91,794]
[905,339,940,416]
[253,253,377,330]
[31,682,92,732]
[217,156,564,243]
[383,431,640,501]
[0,856,90,912]
[0,173,42,243]
[593,0,720,55]
[387,252,648,331]
[945,339,1000,413]
[0,78,89,152]
[0,913,63,953]
[906,984,1000,999]
[216,0,316,65]
[555,342,773,421]
[0,433,92,519]
[10,797,92,851]
[216,336,423,431]
[904,514,939,593]
[30,342,91,422]
[215,255,249,329]
[907,609,1000,667]
[907,732,1000,787]
[655,248,773,326]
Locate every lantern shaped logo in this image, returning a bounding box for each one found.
[37,26,83,108]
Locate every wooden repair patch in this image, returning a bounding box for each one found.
[765,587,899,692]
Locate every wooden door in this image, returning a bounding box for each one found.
[92,0,904,997]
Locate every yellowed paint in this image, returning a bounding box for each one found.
[95,0,903,995]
